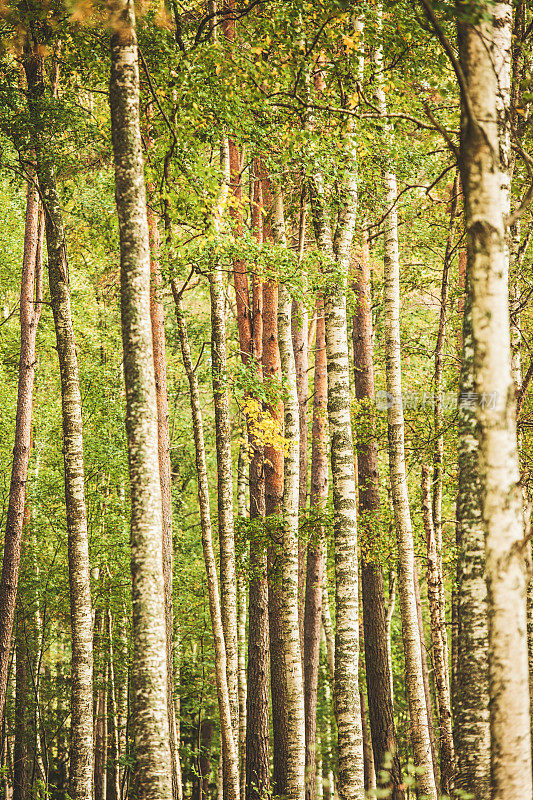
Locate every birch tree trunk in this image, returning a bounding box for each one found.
[262,170,289,800]
[172,288,240,800]
[454,287,490,799]
[108,3,172,798]
[245,163,270,800]
[307,24,364,796]
[210,139,239,754]
[352,239,402,800]
[304,297,327,800]
[374,18,437,797]
[24,45,94,800]
[457,3,532,796]
[421,467,454,795]
[147,186,182,800]
[0,169,42,725]
[273,192,306,800]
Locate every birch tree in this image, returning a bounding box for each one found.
[374,15,437,797]
[108,2,172,797]
[272,190,306,800]
[457,2,532,795]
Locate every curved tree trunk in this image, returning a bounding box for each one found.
[109,4,172,798]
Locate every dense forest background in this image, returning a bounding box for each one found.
[0,1,531,799]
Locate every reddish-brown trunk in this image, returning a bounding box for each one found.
[0,175,43,723]
[352,241,403,799]
[303,297,327,800]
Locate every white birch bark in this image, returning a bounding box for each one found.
[108,3,172,798]
[210,138,239,747]
[458,4,532,796]
[374,16,437,797]
[272,190,306,800]
[307,22,364,795]
[172,288,240,800]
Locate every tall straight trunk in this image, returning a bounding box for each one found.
[262,170,289,799]
[245,163,270,800]
[273,192,306,800]
[24,45,94,800]
[413,558,439,788]
[107,609,122,800]
[108,4,172,798]
[359,690,375,794]
[210,139,239,751]
[14,605,28,800]
[236,442,247,800]
[374,19,437,796]
[432,175,459,719]
[94,662,108,800]
[457,3,532,796]
[304,297,327,800]
[147,178,182,800]
[454,289,490,798]
[292,297,308,647]
[0,170,42,725]
[292,193,308,646]
[352,239,402,799]
[172,288,239,800]
[308,27,364,798]
[421,466,454,794]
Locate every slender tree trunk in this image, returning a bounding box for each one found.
[413,560,439,789]
[374,21,437,793]
[352,238,403,800]
[0,169,42,725]
[210,139,239,761]
[94,662,108,800]
[245,163,270,800]
[108,4,172,797]
[236,442,248,800]
[321,572,335,687]
[107,609,122,800]
[262,170,289,800]
[25,46,94,800]
[14,606,28,800]
[308,28,365,794]
[172,288,240,800]
[454,288,490,799]
[292,192,309,646]
[304,298,327,800]
[457,4,532,796]
[421,466,454,794]
[147,176,182,800]
[359,690,375,795]
[432,175,459,730]
[273,192,306,800]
